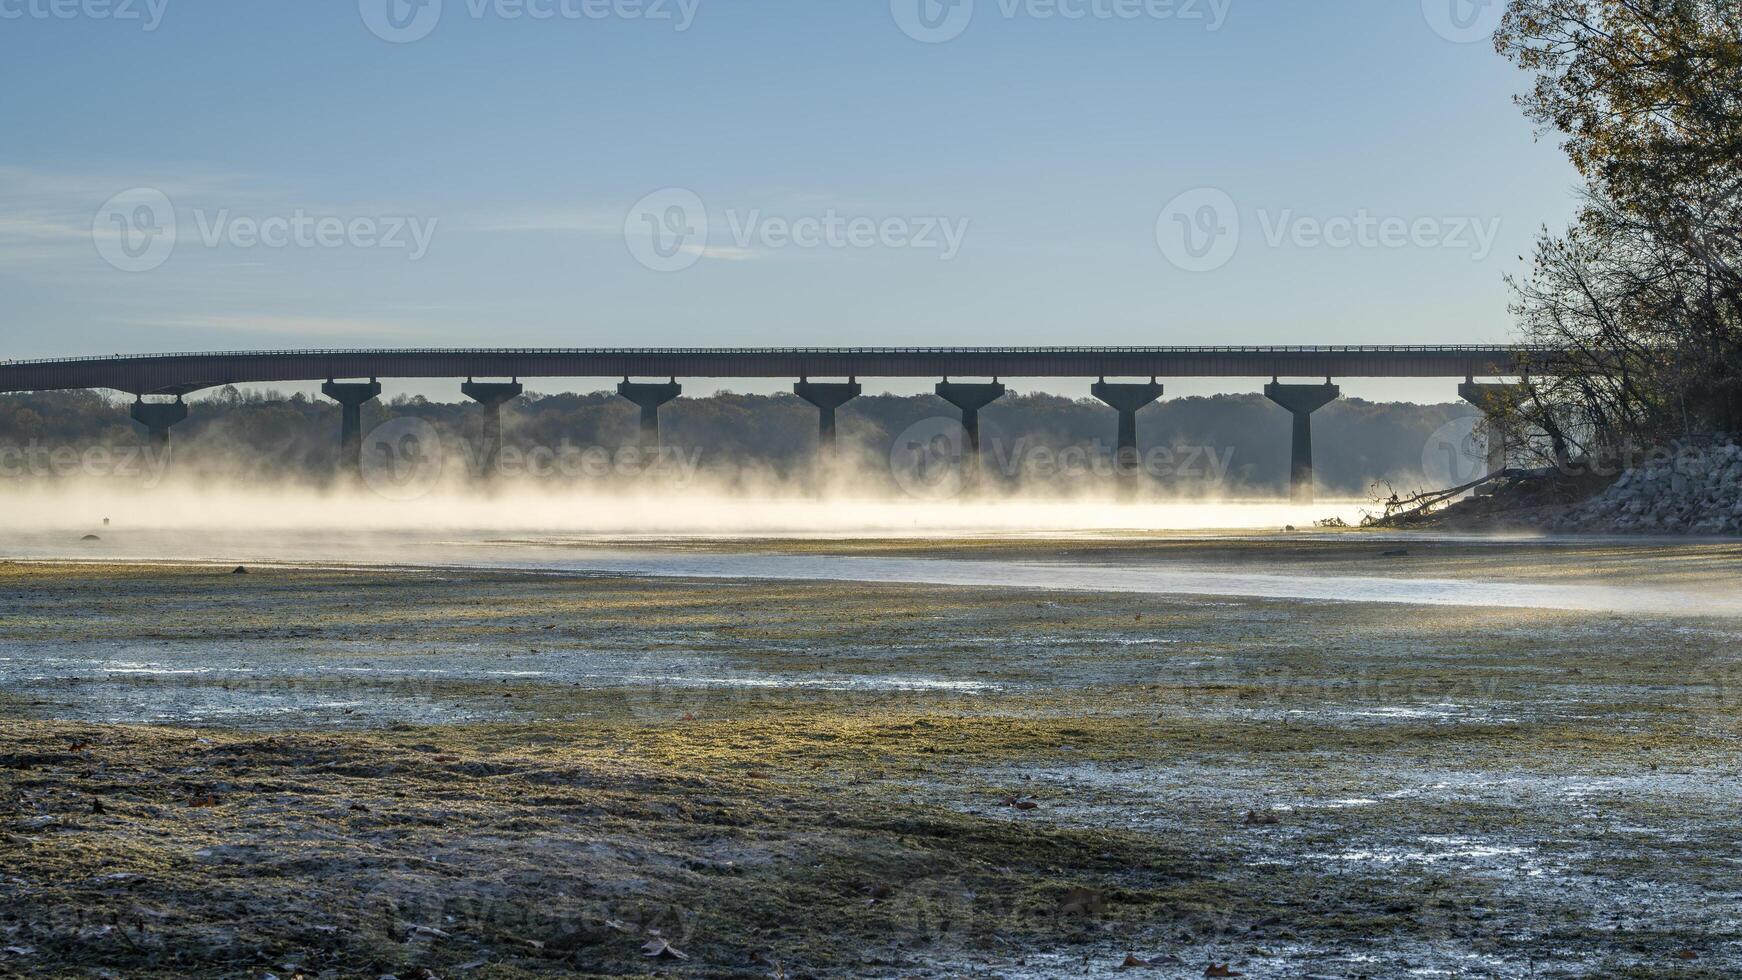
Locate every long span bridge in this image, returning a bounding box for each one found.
[0,346,1534,394]
[0,346,1543,501]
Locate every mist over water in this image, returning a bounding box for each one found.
[0,481,1372,537]
[6,481,1742,618]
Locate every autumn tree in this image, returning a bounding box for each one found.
[1496,0,1742,454]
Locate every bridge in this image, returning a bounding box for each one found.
[0,346,1545,502]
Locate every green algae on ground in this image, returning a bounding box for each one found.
[2,556,1741,976]
[0,719,1221,978]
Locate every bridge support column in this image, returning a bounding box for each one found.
[1264,381,1340,504]
[1459,380,1528,476]
[617,379,682,450]
[794,379,862,469]
[322,380,382,478]
[129,396,188,448]
[936,380,1006,490]
[1092,379,1164,499]
[462,379,523,477]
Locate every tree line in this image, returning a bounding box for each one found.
[0,387,1472,496]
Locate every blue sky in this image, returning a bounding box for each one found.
[0,0,1577,399]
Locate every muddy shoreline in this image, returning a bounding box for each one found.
[3,551,1740,977]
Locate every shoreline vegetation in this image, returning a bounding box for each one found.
[3,554,1740,977]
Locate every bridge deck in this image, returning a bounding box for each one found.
[0,346,1541,396]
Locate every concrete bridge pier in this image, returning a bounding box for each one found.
[794,378,862,466]
[322,380,383,477]
[462,379,523,476]
[130,396,188,447]
[1092,379,1164,498]
[617,379,682,450]
[936,379,1006,488]
[1459,379,1529,476]
[1264,380,1341,503]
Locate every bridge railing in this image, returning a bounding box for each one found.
[0,344,1545,367]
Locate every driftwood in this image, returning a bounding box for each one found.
[1364,468,1532,527]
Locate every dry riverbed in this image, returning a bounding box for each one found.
[1,552,1740,978]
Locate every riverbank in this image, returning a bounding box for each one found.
[1396,440,1742,537]
[3,552,1740,976]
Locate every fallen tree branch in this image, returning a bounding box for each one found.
[1363,469,1532,527]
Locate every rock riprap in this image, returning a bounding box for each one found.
[1553,440,1742,534]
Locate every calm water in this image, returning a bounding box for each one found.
[8,527,1739,616]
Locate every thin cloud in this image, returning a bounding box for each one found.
[109,314,421,338]
[473,208,623,234]
[687,244,760,261]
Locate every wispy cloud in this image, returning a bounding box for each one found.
[473,207,623,234]
[686,244,760,262]
[0,165,253,204]
[0,166,247,269]
[0,213,89,241]
[0,165,441,269]
[107,314,419,338]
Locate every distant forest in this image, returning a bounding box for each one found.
[0,387,1474,497]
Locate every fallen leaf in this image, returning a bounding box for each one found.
[642,937,689,961]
